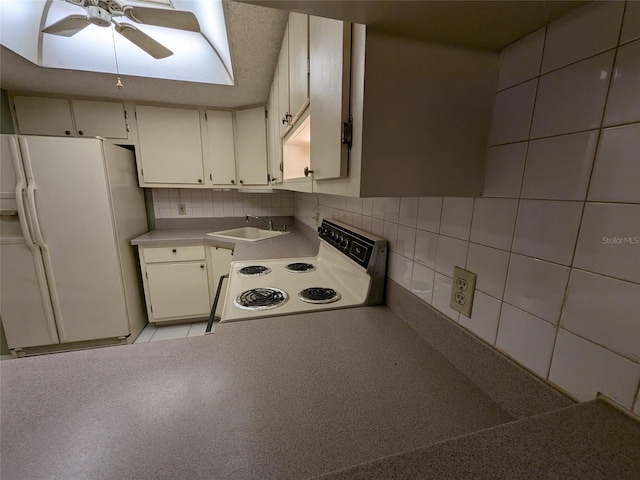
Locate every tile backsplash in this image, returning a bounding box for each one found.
[151,188,293,219]
[294,2,640,414]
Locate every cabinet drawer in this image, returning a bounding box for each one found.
[144,246,205,263]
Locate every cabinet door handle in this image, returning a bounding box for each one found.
[78,130,84,136]
[172,249,177,253]
[65,130,71,135]
[231,179,235,184]
[200,264,205,269]
[239,179,244,184]
[197,179,203,183]
[304,166,314,177]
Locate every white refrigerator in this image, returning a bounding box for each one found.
[0,135,148,355]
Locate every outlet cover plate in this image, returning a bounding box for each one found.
[178,203,186,215]
[449,266,477,318]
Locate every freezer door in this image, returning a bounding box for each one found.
[0,135,59,349]
[0,242,60,348]
[18,136,130,343]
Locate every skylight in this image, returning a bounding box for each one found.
[0,0,234,85]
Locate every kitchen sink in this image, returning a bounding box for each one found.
[207,227,289,242]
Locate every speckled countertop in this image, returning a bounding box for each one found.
[1,307,512,480]
[131,217,319,261]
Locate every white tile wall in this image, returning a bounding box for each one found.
[521,130,598,200]
[573,203,640,283]
[531,51,615,138]
[511,200,582,265]
[458,291,501,344]
[466,243,510,299]
[621,1,640,44]
[292,2,640,414]
[549,330,640,409]
[503,254,569,325]
[496,304,557,377]
[483,142,527,198]
[498,28,544,90]
[561,269,640,362]
[152,188,294,219]
[411,263,435,304]
[489,79,538,145]
[603,40,640,126]
[440,198,474,240]
[588,123,640,203]
[541,1,624,74]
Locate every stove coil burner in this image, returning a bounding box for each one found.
[285,262,316,273]
[238,265,272,277]
[298,287,341,304]
[234,287,289,311]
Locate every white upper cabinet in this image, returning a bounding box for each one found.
[313,25,499,198]
[235,106,269,186]
[277,23,290,136]
[309,16,351,180]
[288,12,310,124]
[71,100,128,139]
[135,105,204,186]
[13,96,128,139]
[13,97,74,136]
[205,110,237,187]
[267,68,283,186]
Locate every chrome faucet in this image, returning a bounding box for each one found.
[246,214,273,231]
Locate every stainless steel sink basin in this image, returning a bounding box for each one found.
[207,227,290,242]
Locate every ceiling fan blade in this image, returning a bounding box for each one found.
[123,6,200,32]
[42,15,91,37]
[115,23,173,59]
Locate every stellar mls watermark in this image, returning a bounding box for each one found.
[601,236,639,245]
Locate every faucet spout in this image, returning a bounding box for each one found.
[245,214,273,230]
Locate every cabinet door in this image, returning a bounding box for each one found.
[235,107,268,186]
[267,69,283,186]
[205,110,237,186]
[288,12,309,123]
[277,23,290,136]
[13,96,74,136]
[310,17,351,180]
[146,262,211,321]
[135,105,204,185]
[71,100,128,139]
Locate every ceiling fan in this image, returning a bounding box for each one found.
[41,0,201,59]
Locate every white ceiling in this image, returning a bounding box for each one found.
[0,0,288,108]
[1,0,589,108]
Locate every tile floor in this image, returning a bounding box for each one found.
[133,320,216,343]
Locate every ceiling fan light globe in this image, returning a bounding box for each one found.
[86,5,111,27]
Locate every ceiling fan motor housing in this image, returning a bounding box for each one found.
[86,5,111,27]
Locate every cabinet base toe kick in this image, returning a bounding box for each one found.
[9,336,130,358]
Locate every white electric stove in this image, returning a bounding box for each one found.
[220,219,387,322]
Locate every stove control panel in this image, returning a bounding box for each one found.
[318,219,381,270]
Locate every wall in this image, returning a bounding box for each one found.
[294,1,640,414]
[150,188,294,219]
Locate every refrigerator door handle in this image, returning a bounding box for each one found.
[8,137,37,248]
[26,184,47,248]
[18,138,48,248]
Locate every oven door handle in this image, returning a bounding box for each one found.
[206,274,229,333]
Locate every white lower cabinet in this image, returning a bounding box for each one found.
[139,245,232,323]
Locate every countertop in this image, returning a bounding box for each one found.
[1,307,513,480]
[131,220,319,262]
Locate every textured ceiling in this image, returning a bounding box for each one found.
[1,1,589,107]
[0,1,288,108]
[240,0,589,50]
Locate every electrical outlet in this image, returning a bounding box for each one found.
[449,266,477,318]
[178,203,186,215]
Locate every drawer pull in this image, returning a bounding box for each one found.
[172,249,177,253]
